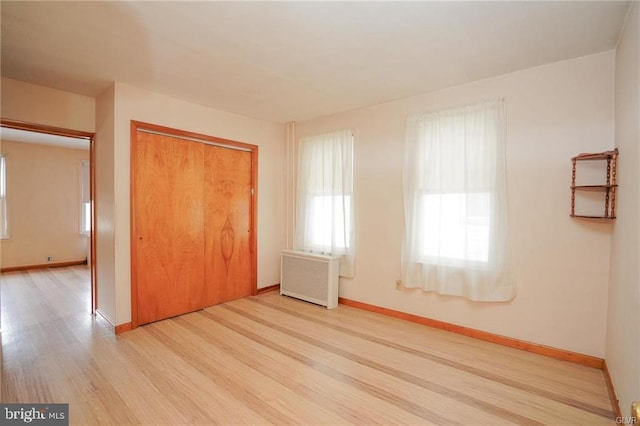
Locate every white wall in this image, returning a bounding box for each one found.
[0,140,89,268]
[296,51,615,357]
[607,2,640,416]
[108,83,286,325]
[0,77,95,132]
[95,84,116,323]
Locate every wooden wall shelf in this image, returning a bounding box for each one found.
[570,149,618,220]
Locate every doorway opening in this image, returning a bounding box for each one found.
[0,119,96,314]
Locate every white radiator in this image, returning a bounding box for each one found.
[280,250,340,309]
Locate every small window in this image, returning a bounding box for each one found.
[309,194,352,249]
[295,129,355,277]
[80,160,90,235]
[0,155,7,238]
[420,192,490,264]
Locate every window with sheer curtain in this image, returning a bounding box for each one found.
[295,129,355,277]
[402,98,515,301]
[0,155,7,239]
[80,160,90,235]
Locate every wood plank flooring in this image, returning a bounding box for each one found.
[1,267,614,425]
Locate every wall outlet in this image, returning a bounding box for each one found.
[395,279,403,291]
[46,256,52,262]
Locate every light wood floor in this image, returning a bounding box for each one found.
[1,266,614,425]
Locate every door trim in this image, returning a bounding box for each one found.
[130,120,258,329]
[0,118,97,314]
[137,128,254,152]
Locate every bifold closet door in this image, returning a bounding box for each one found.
[204,145,252,306]
[134,132,206,325]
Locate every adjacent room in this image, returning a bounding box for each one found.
[1,1,638,424]
[0,129,91,272]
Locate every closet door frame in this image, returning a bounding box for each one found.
[130,120,258,329]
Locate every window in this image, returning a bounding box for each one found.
[80,160,90,235]
[0,155,7,238]
[402,99,514,301]
[421,192,490,263]
[309,195,352,249]
[295,129,355,277]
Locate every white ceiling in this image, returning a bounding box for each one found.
[0,1,631,123]
[0,127,89,150]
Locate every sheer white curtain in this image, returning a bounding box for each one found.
[295,129,355,277]
[402,99,514,301]
[80,160,91,235]
[0,155,7,238]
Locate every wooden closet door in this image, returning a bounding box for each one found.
[133,132,205,325]
[204,145,252,306]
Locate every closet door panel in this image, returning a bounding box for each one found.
[204,145,252,305]
[134,132,205,325]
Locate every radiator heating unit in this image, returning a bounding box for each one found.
[280,250,340,309]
